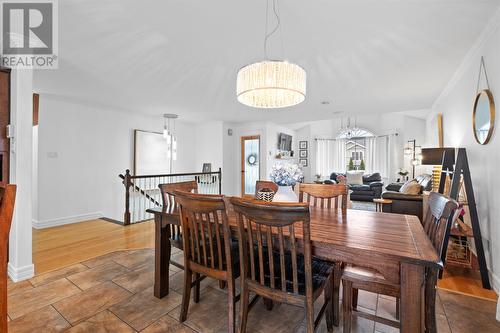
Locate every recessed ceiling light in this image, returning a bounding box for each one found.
[321,101,330,105]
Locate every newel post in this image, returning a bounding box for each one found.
[218,167,222,194]
[123,169,132,226]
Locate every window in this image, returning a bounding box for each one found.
[316,128,393,179]
[340,129,373,171]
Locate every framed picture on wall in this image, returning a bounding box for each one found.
[299,159,308,167]
[299,150,308,158]
[299,141,308,149]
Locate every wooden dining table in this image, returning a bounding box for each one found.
[147,203,439,333]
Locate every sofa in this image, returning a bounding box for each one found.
[381,174,433,220]
[330,172,384,201]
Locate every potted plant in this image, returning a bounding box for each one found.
[397,168,409,182]
[359,159,365,171]
[348,158,355,171]
[270,163,304,202]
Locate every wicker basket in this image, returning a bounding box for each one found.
[257,189,275,202]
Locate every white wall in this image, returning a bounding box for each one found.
[194,121,223,172]
[9,69,35,281]
[37,96,197,227]
[221,121,298,196]
[426,8,500,293]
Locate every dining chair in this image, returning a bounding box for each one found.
[254,180,279,198]
[158,181,198,259]
[421,192,460,333]
[299,183,348,215]
[341,192,458,333]
[175,190,240,333]
[230,197,337,333]
[299,182,348,325]
[0,185,17,333]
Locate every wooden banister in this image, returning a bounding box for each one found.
[119,168,222,225]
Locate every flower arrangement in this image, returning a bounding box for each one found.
[336,174,347,184]
[270,163,304,186]
[397,168,409,177]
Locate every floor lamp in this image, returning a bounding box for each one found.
[404,139,422,179]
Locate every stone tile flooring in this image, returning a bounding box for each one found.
[7,249,500,332]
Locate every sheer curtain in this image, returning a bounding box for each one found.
[365,136,393,180]
[316,139,346,177]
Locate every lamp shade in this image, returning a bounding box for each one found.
[236,60,306,108]
[421,148,455,165]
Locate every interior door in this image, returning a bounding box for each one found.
[241,135,260,197]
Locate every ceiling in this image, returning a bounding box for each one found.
[34,0,499,123]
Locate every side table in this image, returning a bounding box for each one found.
[373,198,393,212]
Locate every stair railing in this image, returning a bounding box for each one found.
[119,168,222,225]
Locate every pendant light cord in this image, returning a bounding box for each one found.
[264,0,282,60]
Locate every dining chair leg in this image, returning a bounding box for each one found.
[239,283,250,333]
[325,275,334,332]
[193,273,200,303]
[219,280,226,289]
[179,270,192,322]
[227,279,236,333]
[425,268,439,333]
[342,280,353,333]
[305,297,315,333]
[352,288,358,310]
[333,262,342,326]
[396,297,400,320]
[263,298,274,311]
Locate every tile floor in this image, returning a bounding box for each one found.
[7,249,500,332]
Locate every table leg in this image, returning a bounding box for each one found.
[400,262,425,333]
[154,214,171,298]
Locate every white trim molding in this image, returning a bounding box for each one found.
[432,6,500,110]
[33,212,104,229]
[497,299,500,322]
[8,262,34,282]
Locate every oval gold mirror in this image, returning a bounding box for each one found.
[473,89,495,145]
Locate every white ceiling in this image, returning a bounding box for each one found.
[34,0,499,123]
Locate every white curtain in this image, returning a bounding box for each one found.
[316,139,346,177]
[365,136,394,180]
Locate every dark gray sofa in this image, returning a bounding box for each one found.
[330,172,384,201]
[381,174,433,220]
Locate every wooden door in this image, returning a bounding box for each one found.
[0,69,10,186]
[241,135,260,197]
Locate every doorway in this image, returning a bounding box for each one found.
[240,135,260,197]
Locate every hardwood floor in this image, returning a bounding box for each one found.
[33,219,154,274]
[438,266,498,301]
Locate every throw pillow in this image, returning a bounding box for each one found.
[346,171,363,185]
[400,180,421,195]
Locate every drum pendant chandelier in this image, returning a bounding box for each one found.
[236,0,306,109]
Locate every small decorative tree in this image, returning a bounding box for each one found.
[348,158,355,171]
[359,159,365,170]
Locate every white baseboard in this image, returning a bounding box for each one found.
[497,301,500,322]
[8,262,34,282]
[33,212,104,229]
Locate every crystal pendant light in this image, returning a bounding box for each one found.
[236,0,306,109]
[163,114,178,170]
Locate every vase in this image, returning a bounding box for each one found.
[272,185,298,202]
